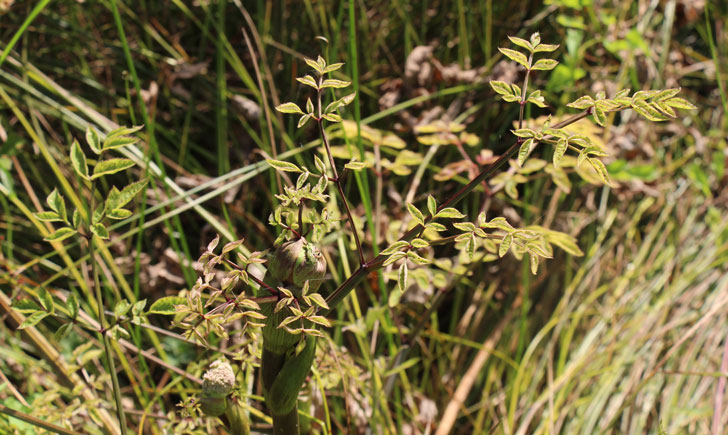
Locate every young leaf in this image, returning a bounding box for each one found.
[499,233,513,257]
[508,36,532,51]
[518,138,534,166]
[296,75,319,89]
[498,47,529,68]
[531,59,558,71]
[112,179,148,210]
[102,135,139,151]
[553,138,567,167]
[406,203,425,225]
[66,293,79,319]
[592,107,607,126]
[114,299,131,318]
[532,43,559,53]
[529,254,539,274]
[435,208,465,219]
[490,80,514,96]
[322,113,342,123]
[398,262,408,294]
[567,95,595,110]
[18,311,50,329]
[465,233,475,260]
[304,57,324,75]
[86,126,101,154]
[92,223,109,240]
[147,296,186,315]
[38,287,54,313]
[587,157,611,186]
[34,211,63,222]
[106,125,144,139]
[107,208,132,220]
[44,227,77,242]
[54,323,73,341]
[306,97,314,114]
[266,159,302,173]
[92,159,135,179]
[427,195,437,217]
[298,114,312,128]
[70,140,90,180]
[321,79,351,89]
[46,188,65,218]
[344,160,368,170]
[275,102,305,115]
[381,241,410,256]
[664,97,697,110]
[323,62,344,73]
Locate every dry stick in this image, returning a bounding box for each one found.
[713,336,728,434]
[435,300,519,435]
[322,109,592,314]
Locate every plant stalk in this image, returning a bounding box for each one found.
[89,180,128,435]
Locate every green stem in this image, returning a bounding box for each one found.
[89,179,128,435]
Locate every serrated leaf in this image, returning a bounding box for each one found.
[411,238,429,248]
[531,58,558,71]
[266,159,302,173]
[406,203,424,225]
[466,233,475,260]
[103,135,139,151]
[114,299,131,318]
[532,43,559,53]
[527,254,539,274]
[381,241,410,256]
[518,138,534,166]
[86,126,101,154]
[314,155,326,174]
[107,208,132,220]
[322,113,342,123]
[70,140,90,180]
[499,233,513,257]
[592,107,607,126]
[490,80,514,96]
[323,62,344,73]
[304,57,323,74]
[38,288,53,313]
[587,157,611,185]
[553,138,567,167]
[664,97,697,110]
[111,179,148,210]
[298,114,312,128]
[147,296,185,315]
[388,287,402,308]
[512,128,536,138]
[508,36,532,51]
[66,293,79,319]
[435,208,465,219]
[92,223,109,240]
[344,160,368,170]
[567,95,595,110]
[427,222,447,231]
[308,293,329,310]
[44,227,77,242]
[321,79,351,89]
[308,315,331,328]
[406,251,430,264]
[383,251,407,267]
[34,211,63,222]
[18,311,50,329]
[54,323,73,341]
[46,188,65,220]
[275,102,305,114]
[427,195,437,217]
[92,159,135,179]
[499,47,529,68]
[296,75,318,89]
[398,262,408,293]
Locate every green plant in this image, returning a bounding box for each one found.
[161,33,695,433]
[16,126,148,434]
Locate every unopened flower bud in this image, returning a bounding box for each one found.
[267,237,327,294]
[200,359,235,417]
